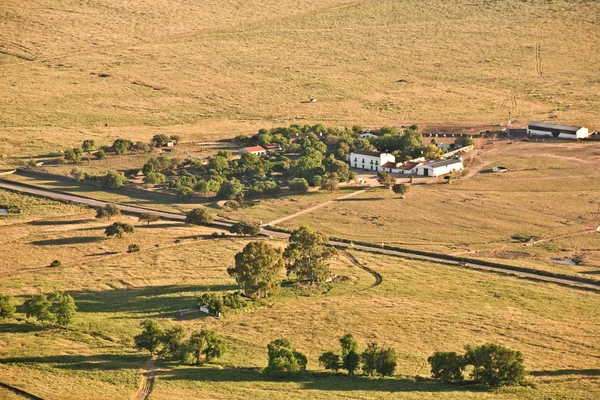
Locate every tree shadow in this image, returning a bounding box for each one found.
[156,367,483,393]
[579,270,600,275]
[0,322,45,334]
[529,369,600,377]
[335,197,384,202]
[69,284,237,319]
[137,223,185,229]
[31,236,104,246]
[0,353,146,372]
[28,219,94,226]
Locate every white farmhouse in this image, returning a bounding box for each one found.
[349,150,396,171]
[527,122,589,140]
[415,158,463,177]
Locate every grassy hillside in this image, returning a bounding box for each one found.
[0,194,599,399]
[1,0,599,159]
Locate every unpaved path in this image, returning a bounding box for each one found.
[343,251,382,290]
[267,189,368,226]
[134,358,156,400]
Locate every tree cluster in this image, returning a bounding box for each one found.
[228,226,336,299]
[428,343,526,387]
[134,320,227,365]
[20,290,77,328]
[319,333,396,377]
[197,291,249,315]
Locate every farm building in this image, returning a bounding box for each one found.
[349,150,395,171]
[415,158,463,177]
[527,122,589,139]
[240,146,267,157]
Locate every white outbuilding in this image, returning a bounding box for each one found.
[415,158,463,177]
[349,150,396,171]
[527,122,589,139]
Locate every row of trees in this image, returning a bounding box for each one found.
[428,344,526,387]
[134,320,227,365]
[0,291,77,328]
[319,333,397,377]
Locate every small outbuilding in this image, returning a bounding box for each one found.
[527,122,589,139]
[240,146,267,157]
[416,158,463,177]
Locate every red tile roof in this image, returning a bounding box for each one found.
[243,146,266,153]
[397,162,420,170]
[380,162,397,168]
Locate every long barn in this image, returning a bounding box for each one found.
[527,122,589,139]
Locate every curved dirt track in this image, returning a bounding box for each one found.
[1,178,599,292]
[134,358,156,400]
[343,251,382,290]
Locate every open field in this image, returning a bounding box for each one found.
[0,193,599,399]
[1,0,600,163]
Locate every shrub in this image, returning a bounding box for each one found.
[264,338,307,377]
[0,295,16,319]
[49,260,62,268]
[105,222,135,238]
[288,177,309,193]
[428,351,465,384]
[465,343,526,387]
[101,171,127,188]
[229,221,261,236]
[128,244,141,253]
[177,186,194,200]
[319,351,342,372]
[185,207,213,225]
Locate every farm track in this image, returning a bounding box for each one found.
[0,382,44,400]
[535,22,543,78]
[133,358,156,400]
[343,251,382,290]
[1,178,599,292]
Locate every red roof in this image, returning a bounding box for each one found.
[264,144,279,149]
[397,162,420,170]
[243,146,266,153]
[380,162,397,168]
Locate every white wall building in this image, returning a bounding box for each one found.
[349,150,396,171]
[527,122,589,139]
[415,158,463,177]
[240,146,267,157]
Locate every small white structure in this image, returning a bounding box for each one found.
[349,150,395,171]
[527,122,589,139]
[240,146,267,157]
[166,141,175,147]
[416,158,463,177]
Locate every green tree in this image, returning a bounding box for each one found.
[392,183,409,197]
[283,226,337,285]
[160,325,185,357]
[134,319,164,355]
[377,171,396,188]
[344,351,360,376]
[217,179,245,201]
[82,140,96,154]
[50,290,77,329]
[177,186,194,200]
[319,351,342,372]
[143,172,167,185]
[427,351,466,384]
[361,342,380,376]
[0,294,16,319]
[228,241,284,298]
[264,338,307,377]
[208,155,229,172]
[64,148,82,163]
[463,137,474,147]
[229,221,260,236]
[23,294,55,324]
[105,222,134,238]
[113,139,133,155]
[101,171,127,188]
[465,343,526,387]
[151,134,170,147]
[186,330,227,364]
[185,207,213,225]
[138,213,160,225]
[423,144,443,160]
[96,204,120,220]
[95,149,106,161]
[321,177,339,193]
[288,177,309,193]
[340,333,358,357]
[170,135,181,144]
[128,243,141,253]
[375,347,397,377]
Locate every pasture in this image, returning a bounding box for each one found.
[0,191,598,399]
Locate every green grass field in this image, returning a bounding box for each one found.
[0,192,599,399]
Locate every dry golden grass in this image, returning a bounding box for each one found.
[1,0,599,163]
[1,193,599,399]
